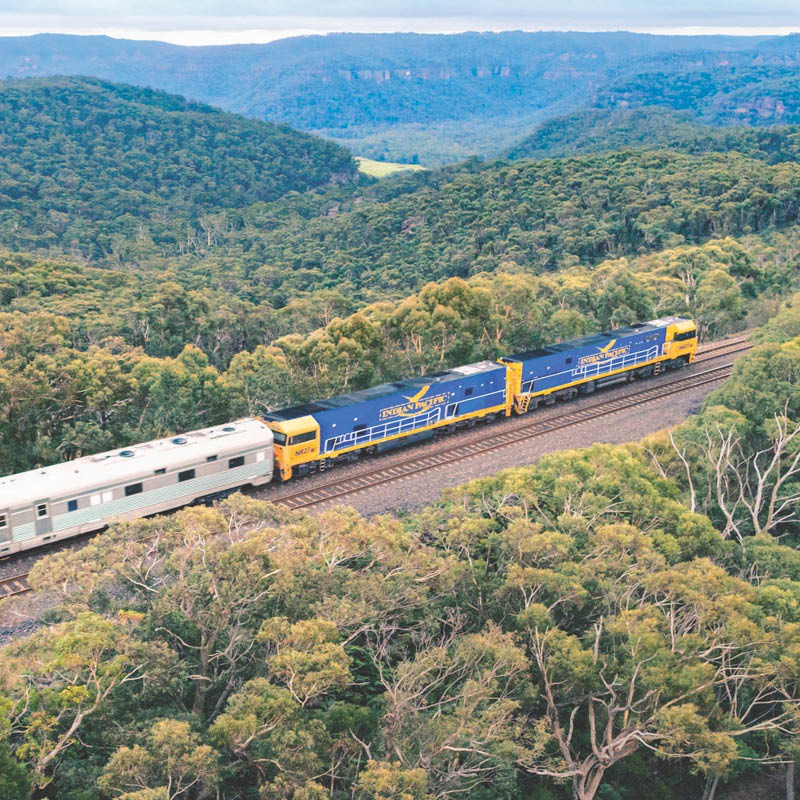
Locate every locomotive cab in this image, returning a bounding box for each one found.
[664,318,698,366]
[263,415,320,482]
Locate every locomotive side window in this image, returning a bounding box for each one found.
[674,331,696,341]
[228,456,245,469]
[37,503,48,518]
[125,483,143,497]
[272,432,287,446]
[290,431,316,444]
[178,469,195,482]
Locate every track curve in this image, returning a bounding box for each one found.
[269,349,747,512]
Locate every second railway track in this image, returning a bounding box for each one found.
[272,353,745,512]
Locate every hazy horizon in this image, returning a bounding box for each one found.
[0,1,798,47]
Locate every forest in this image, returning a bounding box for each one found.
[506,107,800,163]
[0,291,799,800]
[0,77,358,260]
[1,230,796,476]
[4,79,800,304]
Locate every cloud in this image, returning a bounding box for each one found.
[3,0,800,22]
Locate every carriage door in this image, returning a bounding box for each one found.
[0,509,10,545]
[33,500,52,536]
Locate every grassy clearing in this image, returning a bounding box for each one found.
[355,156,426,177]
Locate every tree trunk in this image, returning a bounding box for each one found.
[787,761,795,800]
[574,764,605,800]
[701,775,719,800]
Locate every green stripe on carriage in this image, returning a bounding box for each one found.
[49,463,271,533]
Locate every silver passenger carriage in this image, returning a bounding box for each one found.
[0,417,274,555]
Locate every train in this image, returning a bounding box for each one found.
[263,315,698,480]
[0,316,697,555]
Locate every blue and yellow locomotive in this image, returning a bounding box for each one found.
[264,316,698,481]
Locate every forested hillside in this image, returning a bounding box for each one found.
[0,76,357,257]
[596,67,800,126]
[1,295,799,800]
[506,107,800,162]
[1,28,800,800]
[6,131,800,298]
[129,147,800,302]
[3,31,800,162]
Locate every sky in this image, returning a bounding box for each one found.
[0,1,799,46]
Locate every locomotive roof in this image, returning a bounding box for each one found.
[264,360,503,422]
[0,417,272,509]
[506,317,689,363]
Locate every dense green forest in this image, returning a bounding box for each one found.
[1,294,799,800]
[596,67,800,126]
[2,32,800,162]
[1,36,800,800]
[506,107,800,162]
[0,77,357,259]
[5,81,800,303]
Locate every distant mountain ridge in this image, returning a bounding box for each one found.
[4,31,800,163]
[505,107,800,162]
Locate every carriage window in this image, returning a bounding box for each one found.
[125,483,143,497]
[37,503,48,518]
[178,469,195,482]
[207,455,218,462]
[154,468,166,475]
[0,514,6,529]
[228,456,245,469]
[67,500,78,512]
[290,431,316,445]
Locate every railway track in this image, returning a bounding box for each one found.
[272,353,746,512]
[694,335,751,361]
[0,572,31,600]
